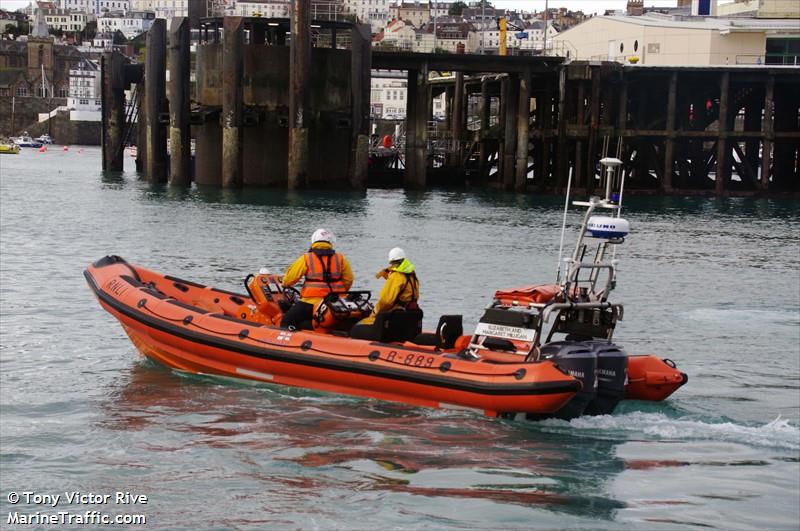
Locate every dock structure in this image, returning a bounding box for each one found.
[103,14,800,195]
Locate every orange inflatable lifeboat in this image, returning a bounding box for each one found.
[85,256,583,418]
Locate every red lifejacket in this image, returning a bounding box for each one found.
[301,249,346,299]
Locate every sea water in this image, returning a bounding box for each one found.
[1,147,798,529]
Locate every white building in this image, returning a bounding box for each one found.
[67,58,101,121]
[235,0,289,17]
[371,74,407,118]
[60,0,131,15]
[40,8,88,32]
[150,0,188,19]
[344,0,391,34]
[97,10,154,38]
[551,12,800,65]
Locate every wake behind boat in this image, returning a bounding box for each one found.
[85,159,686,420]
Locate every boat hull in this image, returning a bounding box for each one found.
[86,257,581,417]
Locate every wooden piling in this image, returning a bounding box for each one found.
[168,17,191,186]
[101,52,125,172]
[288,0,311,189]
[715,72,730,196]
[145,19,167,183]
[663,71,678,193]
[222,17,244,188]
[515,71,531,193]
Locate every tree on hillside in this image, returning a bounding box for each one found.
[448,1,467,16]
[113,29,127,45]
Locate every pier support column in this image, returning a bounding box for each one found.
[574,81,585,190]
[515,71,531,193]
[715,72,730,196]
[404,68,428,189]
[556,68,568,189]
[288,0,311,189]
[222,16,244,188]
[101,51,125,172]
[404,69,418,188]
[586,67,601,192]
[760,76,774,191]
[451,71,464,166]
[168,17,191,185]
[350,23,371,189]
[145,19,167,183]
[502,75,519,190]
[478,78,489,180]
[663,71,678,193]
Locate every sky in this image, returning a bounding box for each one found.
[1,0,684,16]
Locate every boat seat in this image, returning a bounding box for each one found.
[351,309,423,343]
[412,315,463,349]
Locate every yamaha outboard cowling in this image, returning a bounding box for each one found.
[529,341,597,420]
[583,341,628,415]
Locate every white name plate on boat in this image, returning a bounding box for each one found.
[474,322,536,342]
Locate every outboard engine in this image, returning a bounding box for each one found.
[529,341,597,421]
[583,340,628,415]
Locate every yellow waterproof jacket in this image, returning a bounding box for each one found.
[360,258,419,325]
[282,242,354,305]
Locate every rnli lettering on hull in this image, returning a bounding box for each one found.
[474,323,536,342]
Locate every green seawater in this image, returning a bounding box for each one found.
[1,147,798,530]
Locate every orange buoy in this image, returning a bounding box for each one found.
[382,135,393,149]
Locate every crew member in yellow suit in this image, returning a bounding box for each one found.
[281,228,354,330]
[350,247,420,339]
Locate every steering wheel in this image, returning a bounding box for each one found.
[283,286,301,304]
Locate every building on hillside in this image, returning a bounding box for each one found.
[38,8,88,33]
[425,20,477,53]
[235,0,289,17]
[97,11,154,38]
[344,0,391,33]
[0,37,82,98]
[234,0,344,20]
[551,11,800,65]
[60,0,131,15]
[0,11,19,34]
[67,57,101,120]
[389,1,429,28]
[373,18,417,50]
[429,1,452,19]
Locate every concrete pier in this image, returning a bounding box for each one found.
[116,24,798,196]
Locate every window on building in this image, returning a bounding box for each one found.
[17,86,28,97]
[766,38,800,66]
[59,86,69,98]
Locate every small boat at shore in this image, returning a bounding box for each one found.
[0,142,20,154]
[86,159,687,420]
[13,133,42,148]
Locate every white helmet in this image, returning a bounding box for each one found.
[311,228,335,245]
[388,247,405,262]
